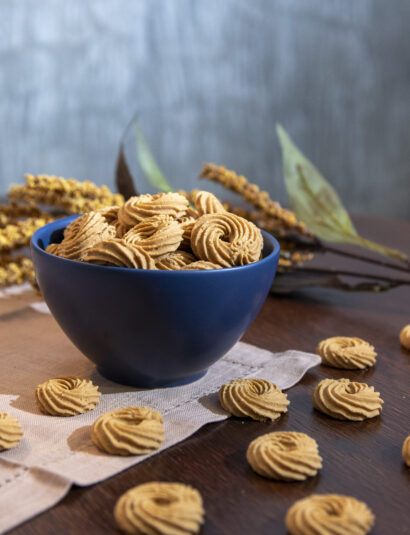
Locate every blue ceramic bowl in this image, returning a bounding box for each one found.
[31,216,280,388]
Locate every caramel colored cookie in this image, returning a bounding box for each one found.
[91,407,165,455]
[0,413,23,451]
[312,378,383,421]
[285,494,374,535]
[399,324,410,350]
[402,435,410,467]
[118,193,189,227]
[247,431,322,481]
[83,239,156,269]
[114,482,204,535]
[191,212,263,267]
[219,378,289,421]
[316,336,377,369]
[35,376,101,416]
[178,215,197,249]
[191,190,225,215]
[156,251,196,270]
[183,261,222,270]
[123,215,183,258]
[46,212,116,260]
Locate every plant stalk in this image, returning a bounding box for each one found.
[288,265,410,286]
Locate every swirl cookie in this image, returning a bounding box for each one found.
[399,324,410,350]
[35,376,101,416]
[192,190,226,215]
[91,407,165,455]
[247,431,322,481]
[312,378,383,421]
[285,494,375,535]
[0,413,23,451]
[178,216,197,249]
[191,212,263,267]
[402,435,410,467]
[219,378,289,421]
[97,205,120,224]
[118,193,189,227]
[83,239,156,269]
[183,261,222,270]
[114,482,204,535]
[46,212,116,260]
[316,337,377,369]
[123,215,183,258]
[156,251,196,270]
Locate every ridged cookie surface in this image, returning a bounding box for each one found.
[114,482,204,535]
[312,378,383,421]
[91,407,165,455]
[247,431,322,481]
[285,494,374,535]
[0,413,23,451]
[35,377,101,416]
[316,336,376,369]
[191,212,263,267]
[219,378,289,421]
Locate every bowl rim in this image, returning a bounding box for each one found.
[31,214,280,274]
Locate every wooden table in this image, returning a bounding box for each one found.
[9,216,410,535]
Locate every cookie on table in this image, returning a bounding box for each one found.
[399,325,410,350]
[312,378,383,421]
[219,378,289,421]
[285,494,374,535]
[35,376,101,416]
[316,336,376,369]
[402,436,410,467]
[247,431,322,481]
[114,482,204,535]
[0,413,23,451]
[91,407,165,455]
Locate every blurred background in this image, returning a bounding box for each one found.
[0,0,409,219]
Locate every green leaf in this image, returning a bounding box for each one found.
[276,124,408,263]
[134,123,173,193]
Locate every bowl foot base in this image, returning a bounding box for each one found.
[96,367,208,389]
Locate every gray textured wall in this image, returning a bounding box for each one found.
[0,0,409,219]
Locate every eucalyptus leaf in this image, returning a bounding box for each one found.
[134,124,173,193]
[276,124,408,263]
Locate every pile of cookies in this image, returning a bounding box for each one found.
[46,191,264,270]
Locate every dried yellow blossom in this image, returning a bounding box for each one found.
[0,255,35,287]
[9,174,124,214]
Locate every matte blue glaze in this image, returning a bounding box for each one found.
[31,216,280,388]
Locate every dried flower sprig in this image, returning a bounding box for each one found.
[0,255,35,287]
[0,202,42,227]
[0,216,54,253]
[9,174,124,214]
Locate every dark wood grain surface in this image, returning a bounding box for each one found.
[8,217,410,534]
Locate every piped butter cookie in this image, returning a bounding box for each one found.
[91,407,165,455]
[312,378,383,421]
[285,494,374,535]
[219,378,289,421]
[247,431,322,481]
[0,413,23,451]
[35,376,101,416]
[114,482,204,535]
[316,336,376,369]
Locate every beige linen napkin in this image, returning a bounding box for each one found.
[0,286,320,533]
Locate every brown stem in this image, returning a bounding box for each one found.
[289,265,410,285]
[280,234,410,274]
[317,240,410,273]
